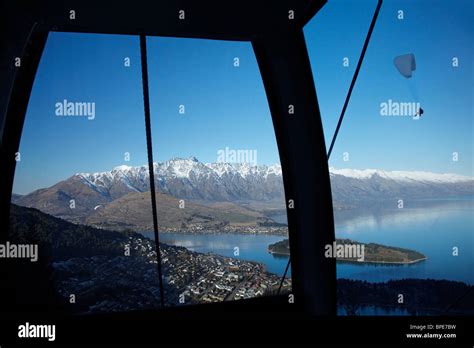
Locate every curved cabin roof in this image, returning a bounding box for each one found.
[3,0,326,40]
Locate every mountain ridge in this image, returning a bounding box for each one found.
[13,158,473,230]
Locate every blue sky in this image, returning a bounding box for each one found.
[305,0,473,174]
[146,37,278,165]
[14,34,278,194]
[13,0,473,194]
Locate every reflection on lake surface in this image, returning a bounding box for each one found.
[335,199,473,284]
[141,199,473,283]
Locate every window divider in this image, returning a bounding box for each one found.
[139,34,165,307]
[277,0,383,294]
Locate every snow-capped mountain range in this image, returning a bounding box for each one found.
[74,157,472,202]
[75,158,472,195]
[76,157,284,202]
[329,167,472,184]
[329,166,473,207]
[13,157,473,225]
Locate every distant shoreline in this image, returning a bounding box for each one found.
[335,257,427,265]
[140,230,289,237]
[267,238,427,265]
[267,248,427,265]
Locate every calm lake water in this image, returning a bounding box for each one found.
[335,199,473,284]
[141,199,473,284]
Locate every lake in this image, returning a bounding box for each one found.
[141,199,473,284]
[335,199,473,284]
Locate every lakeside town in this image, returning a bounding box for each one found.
[156,223,289,236]
[53,235,291,313]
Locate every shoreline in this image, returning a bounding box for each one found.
[140,230,289,237]
[267,250,428,265]
[335,257,428,265]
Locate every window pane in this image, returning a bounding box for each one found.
[305,0,473,315]
[146,37,292,306]
[10,32,163,313]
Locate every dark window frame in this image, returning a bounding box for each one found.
[0,0,335,317]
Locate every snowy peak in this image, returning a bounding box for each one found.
[70,159,473,205]
[16,160,473,220]
[73,158,284,202]
[206,162,282,178]
[77,158,283,183]
[113,164,132,172]
[329,167,473,184]
[76,159,472,188]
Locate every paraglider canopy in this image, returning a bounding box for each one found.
[394,53,416,78]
